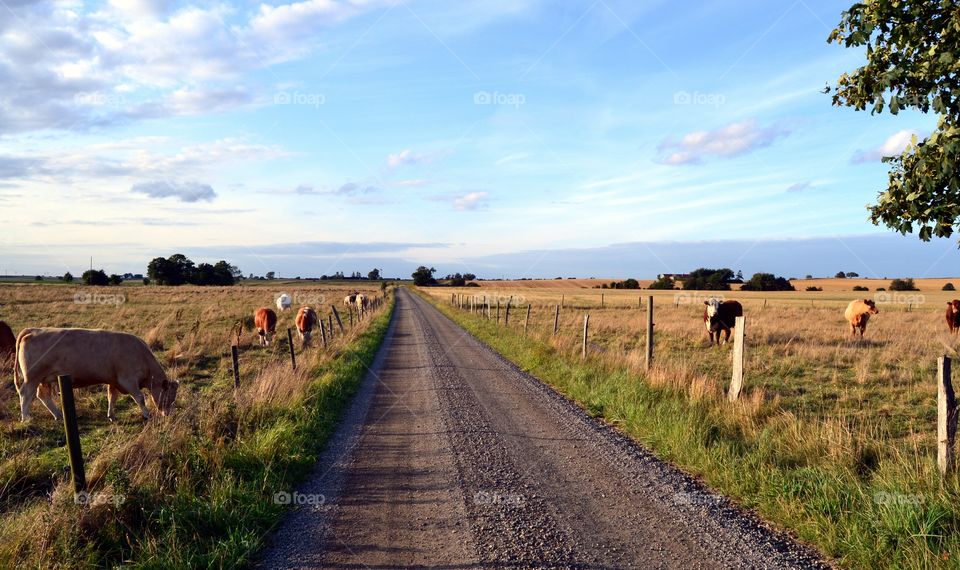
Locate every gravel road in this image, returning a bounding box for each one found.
[256,288,829,569]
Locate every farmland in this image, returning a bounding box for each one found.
[0,282,391,567]
[419,284,960,568]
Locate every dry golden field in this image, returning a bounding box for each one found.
[0,282,389,566]
[475,277,960,293]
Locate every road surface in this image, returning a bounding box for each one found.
[257,288,827,569]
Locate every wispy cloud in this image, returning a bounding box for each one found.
[386,149,436,170]
[131,180,216,202]
[658,119,790,165]
[786,181,811,192]
[453,191,489,211]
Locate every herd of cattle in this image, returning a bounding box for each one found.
[0,291,372,423]
[0,293,954,422]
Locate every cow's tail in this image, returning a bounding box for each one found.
[12,331,24,394]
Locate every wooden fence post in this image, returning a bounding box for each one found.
[496,299,501,324]
[331,306,344,333]
[58,374,87,498]
[561,294,564,309]
[728,316,747,402]
[939,355,957,475]
[524,305,531,335]
[582,314,589,358]
[505,298,511,325]
[286,328,297,369]
[638,296,642,309]
[319,318,328,348]
[601,293,604,308]
[231,345,240,389]
[645,296,654,370]
[554,305,560,335]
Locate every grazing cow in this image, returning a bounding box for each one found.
[14,328,179,422]
[947,300,960,334]
[702,299,743,346]
[254,307,278,346]
[343,293,357,307]
[295,307,318,347]
[276,293,292,312]
[844,299,879,337]
[355,293,368,317]
[0,320,14,365]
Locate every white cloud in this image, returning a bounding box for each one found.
[131,180,216,202]
[386,149,435,170]
[453,191,488,211]
[851,130,920,163]
[658,120,790,165]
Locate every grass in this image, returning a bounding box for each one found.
[421,286,960,569]
[0,283,393,568]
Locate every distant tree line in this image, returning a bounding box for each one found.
[147,254,241,286]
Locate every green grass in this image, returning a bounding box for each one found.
[420,290,960,569]
[0,291,394,568]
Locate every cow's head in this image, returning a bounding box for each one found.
[703,299,722,318]
[151,378,180,416]
[948,300,960,314]
[863,299,879,314]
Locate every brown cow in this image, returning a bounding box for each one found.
[14,328,179,422]
[702,299,743,345]
[0,320,14,366]
[295,307,318,347]
[844,299,879,337]
[947,300,960,334]
[254,307,278,346]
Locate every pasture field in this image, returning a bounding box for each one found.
[474,277,960,292]
[0,283,392,567]
[420,285,960,569]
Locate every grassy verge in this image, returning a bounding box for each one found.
[419,289,960,569]
[0,291,394,568]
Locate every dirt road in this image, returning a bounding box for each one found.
[258,289,827,569]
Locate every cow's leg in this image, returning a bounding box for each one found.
[129,389,150,419]
[18,379,38,422]
[107,385,122,421]
[36,382,63,421]
[257,331,266,347]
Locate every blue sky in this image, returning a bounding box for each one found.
[0,0,950,278]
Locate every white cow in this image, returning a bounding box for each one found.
[276,293,292,312]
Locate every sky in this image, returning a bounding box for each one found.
[0,0,953,279]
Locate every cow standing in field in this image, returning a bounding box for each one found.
[355,294,368,319]
[276,293,292,312]
[254,307,278,346]
[703,299,743,346]
[295,307,318,347]
[0,320,14,365]
[844,299,879,337]
[947,300,960,334]
[343,293,357,307]
[14,328,179,422]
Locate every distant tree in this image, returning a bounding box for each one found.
[606,278,641,289]
[148,254,194,286]
[142,277,150,285]
[108,274,123,286]
[368,268,381,281]
[853,285,869,291]
[846,271,860,278]
[735,270,744,281]
[805,274,813,279]
[944,283,956,291]
[835,271,847,279]
[740,273,796,292]
[648,276,675,290]
[448,273,466,287]
[266,271,276,280]
[806,286,823,291]
[412,266,437,286]
[877,287,886,291]
[82,269,109,286]
[889,278,919,291]
[463,273,477,281]
[34,275,43,281]
[683,268,734,290]
[62,272,73,283]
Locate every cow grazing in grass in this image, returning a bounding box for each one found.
[276,293,292,312]
[14,328,179,422]
[343,293,357,307]
[947,300,960,334]
[356,294,368,317]
[0,321,14,365]
[254,307,277,346]
[703,299,743,346]
[295,307,318,347]
[844,299,879,337]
